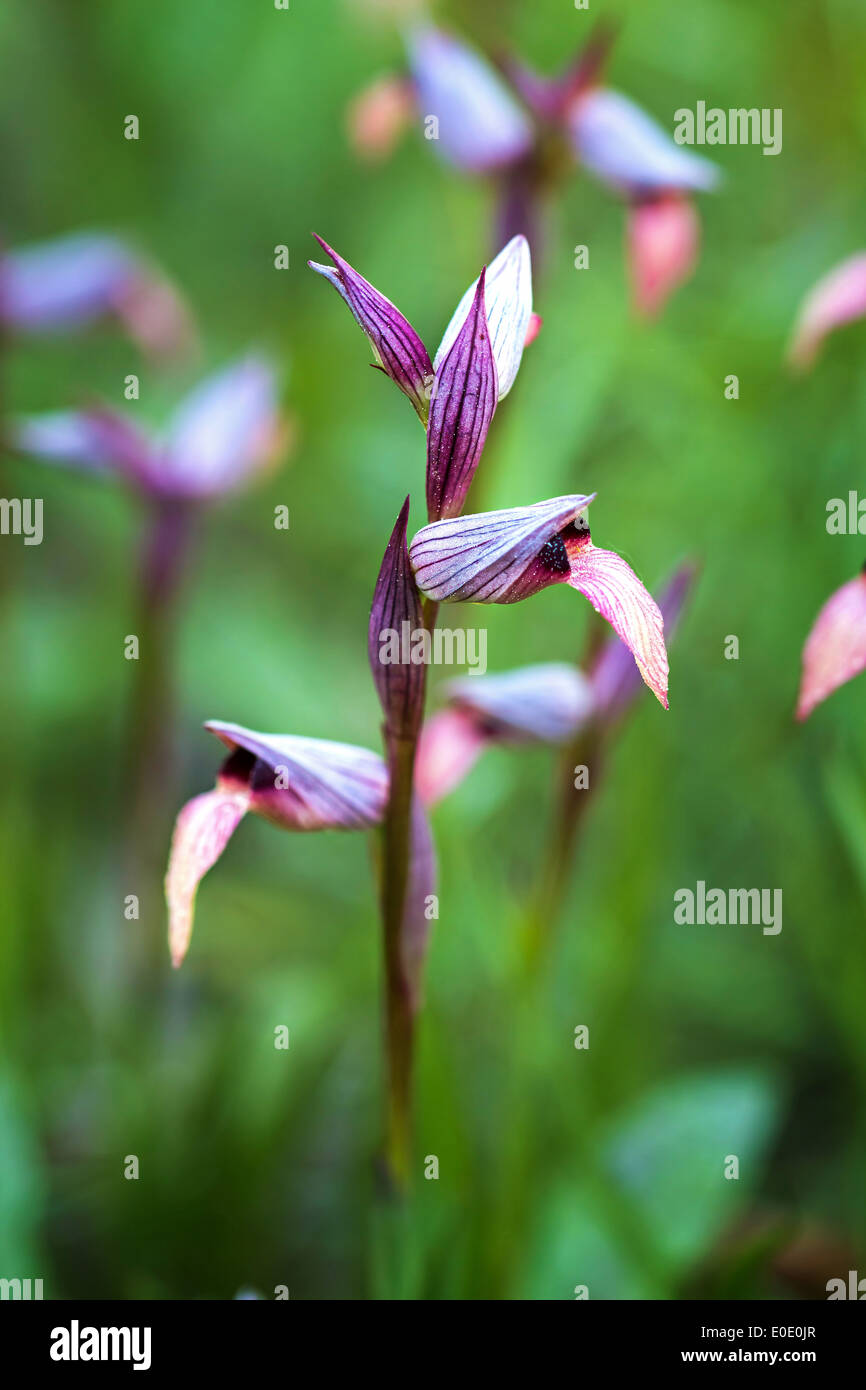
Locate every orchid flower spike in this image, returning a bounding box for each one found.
[408,495,669,707]
[14,355,285,502]
[796,567,866,721]
[165,722,389,967]
[416,663,595,805]
[0,230,194,359]
[788,254,866,371]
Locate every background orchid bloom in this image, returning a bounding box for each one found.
[405,26,534,173]
[408,495,669,707]
[0,230,194,359]
[788,254,866,370]
[14,354,284,503]
[416,663,594,805]
[346,25,720,313]
[166,722,389,967]
[796,570,866,720]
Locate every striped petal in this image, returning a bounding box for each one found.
[565,533,668,708]
[165,780,251,968]
[434,235,533,401]
[590,562,694,721]
[407,27,533,173]
[426,270,497,520]
[408,495,595,603]
[369,497,425,740]
[796,571,866,720]
[308,236,432,422]
[205,722,389,830]
[788,254,866,371]
[446,662,595,743]
[569,89,720,197]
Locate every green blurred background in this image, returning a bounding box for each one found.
[2,0,866,1300]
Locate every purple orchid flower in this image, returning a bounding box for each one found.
[348,25,721,314]
[165,722,389,968]
[416,663,594,805]
[405,26,534,173]
[309,233,533,519]
[408,495,670,707]
[415,563,694,804]
[0,230,194,358]
[796,568,866,721]
[14,355,283,502]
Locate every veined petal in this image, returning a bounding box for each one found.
[205,721,389,830]
[796,571,866,720]
[788,254,866,371]
[569,89,721,197]
[407,27,534,173]
[446,662,595,743]
[165,783,251,968]
[628,196,700,318]
[161,355,282,498]
[426,271,497,520]
[369,497,425,739]
[565,533,668,708]
[308,235,432,422]
[434,235,533,401]
[409,494,595,602]
[414,707,489,806]
[590,562,694,721]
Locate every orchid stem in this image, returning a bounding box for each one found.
[522,726,601,972]
[378,596,438,1194]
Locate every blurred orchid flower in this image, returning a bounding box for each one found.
[0,231,194,358]
[408,495,669,707]
[416,563,694,804]
[788,254,866,370]
[166,722,389,967]
[309,233,533,518]
[405,27,534,173]
[416,663,594,805]
[796,569,866,720]
[347,74,416,161]
[14,355,284,502]
[348,26,721,314]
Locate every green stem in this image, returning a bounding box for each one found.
[378,596,438,1193]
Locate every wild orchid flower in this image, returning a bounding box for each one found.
[408,495,670,707]
[165,722,389,967]
[17,356,286,891]
[788,254,866,370]
[309,232,533,521]
[796,569,866,720]
[416,564,694,805]
[416,663,594,805]
[347,25,721,313]
[0,230,194,359]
